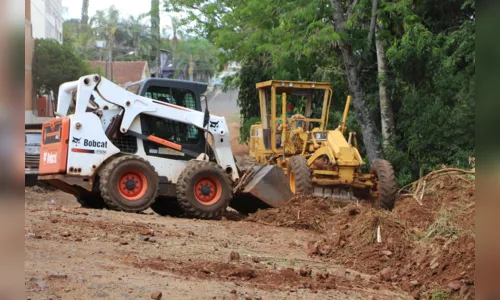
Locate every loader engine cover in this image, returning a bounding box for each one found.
[39,117,70,174]
[39,113,121,176]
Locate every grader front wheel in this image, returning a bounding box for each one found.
[287,156,313,195]
[370,159,397,210]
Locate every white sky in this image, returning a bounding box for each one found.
[61,0,177,36]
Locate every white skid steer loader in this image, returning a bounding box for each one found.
[38,74,292,219]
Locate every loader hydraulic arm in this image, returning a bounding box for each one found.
[58,74,239,181]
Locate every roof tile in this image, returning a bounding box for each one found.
[88,61,149,86]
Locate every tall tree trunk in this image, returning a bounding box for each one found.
[331,0,383,163]
[151,0,161,77]
[134,36,140,56]
[81,0,89,26]
[375,26,395,149]
[356,0,378,72]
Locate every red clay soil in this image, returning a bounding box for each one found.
[246,196,352,233]
[129,255,395,293]
[246,174,475,299]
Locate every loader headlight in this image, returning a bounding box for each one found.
[314,132,328,141]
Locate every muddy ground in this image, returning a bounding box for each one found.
[25,173,474,300]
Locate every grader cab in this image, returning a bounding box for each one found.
[248,80,396,210]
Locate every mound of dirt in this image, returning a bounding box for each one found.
[247,172,475,299]
[246,196,352,233]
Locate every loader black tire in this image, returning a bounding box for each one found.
[99,155,159,213]
[76,192,105,209]
[370,159,397,210]
[150,196,184,217]
[176,160,232,219]
[287,155,313,195]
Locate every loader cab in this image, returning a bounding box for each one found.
[124,78,209,160]
[251,80,332,158]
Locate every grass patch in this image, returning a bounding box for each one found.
[424,209,460,240]
[425,288,451,300]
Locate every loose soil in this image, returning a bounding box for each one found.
[247,173,475,299]
[25,169,474,299]
[25,186,409,300]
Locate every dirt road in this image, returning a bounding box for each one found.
[25,188,411,300]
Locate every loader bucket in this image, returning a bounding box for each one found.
[230,165,293,214]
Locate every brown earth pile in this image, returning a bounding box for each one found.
[246,196,353,233]
[246,171,475,299]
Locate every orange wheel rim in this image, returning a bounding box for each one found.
[289,170,296,194]
[194,176,222,205]
[118,170,148,201]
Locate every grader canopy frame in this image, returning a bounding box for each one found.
[253,80,333,156]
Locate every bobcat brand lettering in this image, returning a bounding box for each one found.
[83,139,108,148]
[43,152,58,165]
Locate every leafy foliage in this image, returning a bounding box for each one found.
[62,5,219,82]
[171,37,219,81]
[164,0,475,184]
[32,38,94,99]
[385,1,475,183]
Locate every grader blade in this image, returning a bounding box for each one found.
[230,165,293,214]
[312,186,360,200]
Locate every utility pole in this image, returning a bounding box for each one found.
[108,31,114,81]
[151,0,161,78]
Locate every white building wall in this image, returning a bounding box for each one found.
[31,0,46,40]
[30,0,63,43]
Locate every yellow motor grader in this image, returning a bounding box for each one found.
[248,80,396,210]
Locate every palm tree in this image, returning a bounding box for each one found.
[123,15,151,57]
[91,6,120,79]
[174,38,218,82]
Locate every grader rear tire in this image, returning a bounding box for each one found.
[287,155,313,195]
[370,159,397,210]
[99,155,159,213]
[176,160,232,219]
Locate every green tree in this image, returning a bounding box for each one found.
[164,0,384,162]
[173,37,218,82]
[122,15,151,57]
[33,38,94,100]
[164,0,475,184]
